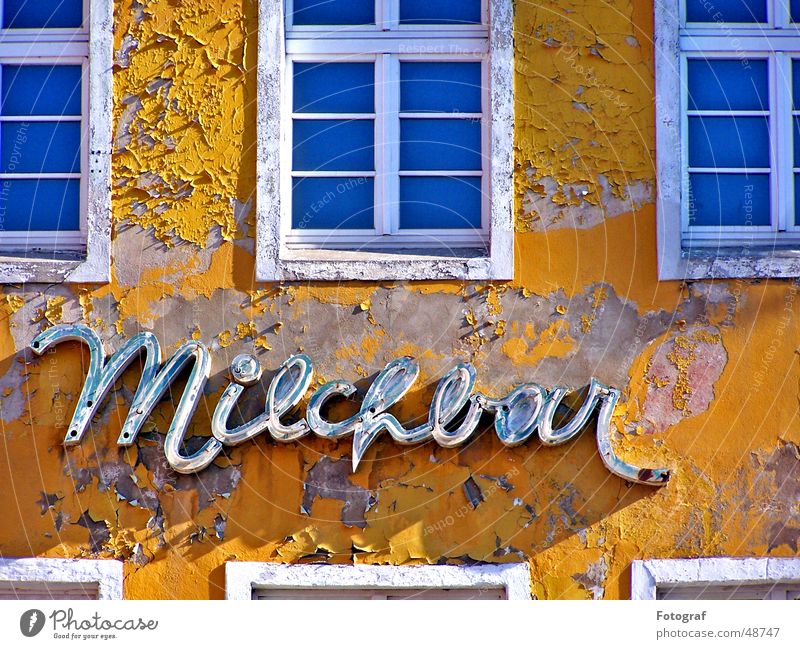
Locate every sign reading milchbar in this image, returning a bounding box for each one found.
[31,325,670,486]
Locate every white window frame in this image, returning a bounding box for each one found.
[225,562,532,600]
[0,0,112,284]
[257,0,514,281]
[0,558,123,599]
[656,0,800,279]
[631,557,800,599]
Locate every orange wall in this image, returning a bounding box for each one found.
[0,0,798,599]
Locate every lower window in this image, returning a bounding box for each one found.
[225,562,531,600]
[0,558,123,600]
[631,558,800,600]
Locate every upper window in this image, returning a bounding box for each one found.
[0,0,111,283]
[656,0,800,279]
[257,0,514,281]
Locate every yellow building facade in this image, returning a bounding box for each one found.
[0,0,798,600]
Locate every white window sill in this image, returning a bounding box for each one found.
[0,558,124,600]
[0,245,110,284]
[661,245,800,280]
[258,243,513,281]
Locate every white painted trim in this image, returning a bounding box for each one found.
[631,558,800,600]
[225,562,532,600]
[0,0,112,284]
[0,558,123,600]
[256,0,514,281]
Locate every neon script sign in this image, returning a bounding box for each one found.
[31,325,670,486]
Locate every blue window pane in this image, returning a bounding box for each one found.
[2,0,82,28]
[795,175,800,225]
[793,60,800,109]
[292,0,374,25]
[1,65,82,116]
[292,177,374,229]
[0,179,80,230]
[399,0,481,24]
[293,120,374,171]
[688,117,769,168]
[793,0,800,22]
[685,0,766,22]
[400,119,481,170]
[688,59,767,111]
[400,177,482,229]
[1,122,81,173]
[688,173,769,226]
[401,63,482,113]
[293,62,374,114]
[794,117,800,165]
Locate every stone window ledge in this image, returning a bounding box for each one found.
[664,247,800,280]
[0,245,110,284]
[259,245,513,282]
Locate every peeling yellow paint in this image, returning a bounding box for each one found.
[5,294,23,315]
[666,336,696,414]
[35,296,67,326]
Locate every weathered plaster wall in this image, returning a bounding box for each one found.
[1,0,798,600]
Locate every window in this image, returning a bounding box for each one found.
[0,558,123,599]
[257,0,514,281]
[0,0,111,283]
[656,0,800,279]
[225,562,532,600]
[631,558,800,599]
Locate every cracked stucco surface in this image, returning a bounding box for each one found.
[0,0,799,600]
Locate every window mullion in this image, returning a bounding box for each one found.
[81,57,89,238]
[285,0,294,30]
[375,53,386,235]
[381,54,400,234]
[774,53,792,231]
[680,52,690,236]
[381,0,398,30]
[774,0,790,29]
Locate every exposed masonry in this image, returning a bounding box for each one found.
[627,325,727,434]
[301,457,377,528]
[522,171,652,231]
[572,555,608,600]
